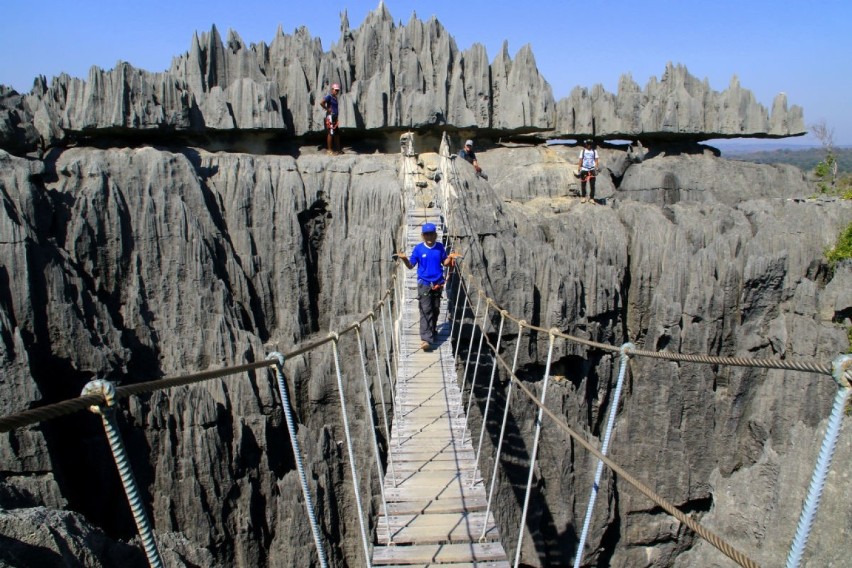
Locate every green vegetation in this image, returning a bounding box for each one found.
[825,221,852,268]
[729,147,852,174]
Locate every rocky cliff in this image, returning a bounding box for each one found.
[448,142,850,567]
[1,6,803,158]
[0,6,845,568]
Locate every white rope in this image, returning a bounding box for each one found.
[329,335,372,567]
[573,343,634,568]
[513,330,557,568]
[354,326,394,545]
[473,311,507,488]
[481,318,525,541]
[457,287,480,363]
[265,354,329,568]
[463,301,492,443]
[369,314,396,481]
[448,261,465,347]
[459,293,483,389]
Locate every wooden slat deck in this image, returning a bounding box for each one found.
[372,205,509,566]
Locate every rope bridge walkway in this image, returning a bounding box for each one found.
[370,204,508,566]
[0,135,850,568]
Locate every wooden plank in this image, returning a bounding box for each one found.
[373,564,510,568]
[372,542,508,565]
[388,460,480,473]
[376,512,500,544]
[383,496,488,515]
[384,485,485,502]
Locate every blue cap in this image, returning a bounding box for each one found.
[422,223,436,233]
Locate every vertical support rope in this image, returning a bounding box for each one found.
[513,330,557,568]
[459,293,483,396]
[573,343,634,568]
[266,354,329,568]
[482,319,525,541]
[448,259,465,346]
[463,301,492,442]
[379,301,398,405]
[369,314,396,482]
[473,311,507,488]
[329,335,373,567]
[355,326,394,546]
[457,286,480,363]
[81,380,163,568]
[785,354,852,568]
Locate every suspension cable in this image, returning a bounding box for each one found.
[82,380,164,568]
[785,354,852,568]
[460,292,483,393]
[266,353,329,568]
[454,261,848,382]
[574,343,634,568]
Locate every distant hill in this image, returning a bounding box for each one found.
[724,146,852,174]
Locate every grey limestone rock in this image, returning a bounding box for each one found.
[0,144,402,566]
[555,63,804,139]
[0,10,803,157]
[447,142,850,567]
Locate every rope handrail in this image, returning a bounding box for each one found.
[476,322,760,568]
[452,261,849,384]
[439,141,846,566]
[0,279,397,434]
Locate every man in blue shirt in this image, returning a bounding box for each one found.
[397,223,460,350]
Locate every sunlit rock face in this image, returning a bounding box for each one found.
[1,8,802,158]
[0,6,839,568]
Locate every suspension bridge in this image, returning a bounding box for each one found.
[0,134,850,568]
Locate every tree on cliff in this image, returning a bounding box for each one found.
[812,120,839,193]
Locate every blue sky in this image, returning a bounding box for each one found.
[2,0,850,144]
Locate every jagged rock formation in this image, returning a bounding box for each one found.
[556,65,804,139]
[0,6,843,568]
[0,146,402,566]
[2,130,850,566]
[450,142,851,567]
[0,7,803,158]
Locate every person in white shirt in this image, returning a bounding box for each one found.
[578,139,599,203]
